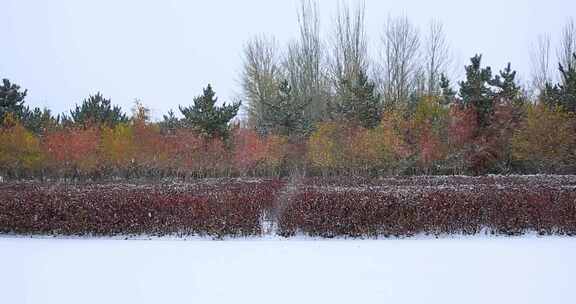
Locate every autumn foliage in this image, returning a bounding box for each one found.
[1,95,576,179]
[2,176,575,238]
[307,110,411,175]
[43,126,101,176]
[0,114,43,177]
[0,179,284,238]
[278,175,576,237]
[512,104,576,173]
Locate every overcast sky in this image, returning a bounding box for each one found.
[2,0,575,120]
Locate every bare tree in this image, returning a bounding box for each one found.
[284,0,328,126]
[530,33,552,95]
[557,17,576,73]
[241,35,281,132]
[423,20,451,96]
[379,15,421,107]
[329,1,369,92]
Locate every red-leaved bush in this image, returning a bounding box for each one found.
[1,176,575,238]
[278,175,576,237]
[0,179,284,238]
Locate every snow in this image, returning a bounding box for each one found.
[1,236,575,304]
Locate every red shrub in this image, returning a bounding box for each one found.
[279,176,576,237]
[0,179,284,238]
[232,128,267,175]
[43,127,101,174]
[1,176,575,239]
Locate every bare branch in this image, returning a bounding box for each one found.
[283,0,329,123]
[530,33,552,94]
[379,15,421,106]
[423,19,451,96]
[241,35,281,130]
[557,17,576,72]
[329,1,369,90]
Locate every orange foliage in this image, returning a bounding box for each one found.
[163,129,230,175]
[418,126,444,166]
[199,137,230,174]
[448,105,477,148]
[263,135,289,170]
[232,128,267,174]
[132,121,165,168]
[163,129,204,171]
[43,126,101,174]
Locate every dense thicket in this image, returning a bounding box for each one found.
[1,3,575,179]
[1,176,575,238]
[0,179,284,238]
[278,176,576,237]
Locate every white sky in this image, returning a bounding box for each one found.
[2,0,575,120]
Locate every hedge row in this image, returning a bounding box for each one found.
[0,179,284,238]
[303,175,576,187]
[279,178,576,237]
[2,176,575,239]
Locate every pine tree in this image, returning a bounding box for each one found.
[439,73,456,105]
[69,93,127,127]
[332,70,381,129]
[543,53,576,113]
[261,80,309,137]
[489,63,521,102]
[21,107,58,134]
[0,78,27,124]
[459,55,493,128]
[159,109,181,134]
[179,84,241,139]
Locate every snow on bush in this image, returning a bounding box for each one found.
[0,179,284,238]
[278,175,576,237]
[1,175,575,238]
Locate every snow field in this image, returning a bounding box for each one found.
[1,236,575,304]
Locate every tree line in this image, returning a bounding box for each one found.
[1,1,575,179]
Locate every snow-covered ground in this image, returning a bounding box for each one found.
[1,236,575,304]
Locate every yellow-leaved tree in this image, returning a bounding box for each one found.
[100,123,135,171]
[263,135,289,174]
[512,104,576,172]
[351,110,410,174]
[0,113,43,177]
[307,122,348,174]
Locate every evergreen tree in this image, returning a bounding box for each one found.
[260,80,309,137]
[69,93,127,127]
[159,109,181,134]
[332,70,381,129]
[459,55,493,128]
[543,53,576,113]
[0,78,27,124]
[21,107,59,134]
[179,84,241,139]
[489,63,521,102]
[439,73,456,105]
